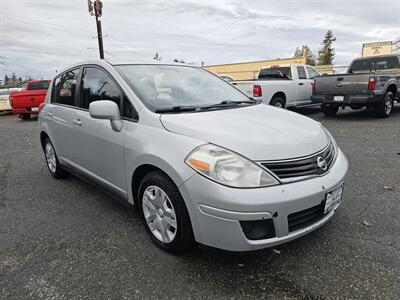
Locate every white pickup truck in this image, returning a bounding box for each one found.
[231,64,320,108]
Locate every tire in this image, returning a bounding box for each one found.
[21,113,30,120]
[375,91,394,118]
[138,170,194,254]
[43,137,68,179]
[270,97,285,108]
[322,104,339,116]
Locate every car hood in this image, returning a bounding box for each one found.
[160,104,329,161]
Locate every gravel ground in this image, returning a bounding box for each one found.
[0,106,399,299]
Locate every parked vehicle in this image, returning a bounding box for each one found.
[10,80,51,119]
[0,88,21,112]
[231,64,320,108]
[39,60,348,253]
[311,54,400,118]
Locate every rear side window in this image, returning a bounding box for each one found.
[376,56,399,70]
[297,66,307,79]
[80,67,122,110]
[306,67,320,79]
[53,69,79,106]
[28,81,50,90]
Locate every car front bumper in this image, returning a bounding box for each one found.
[179,148,348,252]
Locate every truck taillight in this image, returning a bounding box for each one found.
[311,80,316,95]
[253,85,262,97]
[368,77,376,90]
[38,103,46,113]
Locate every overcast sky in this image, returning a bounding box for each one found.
[0,0,399,79]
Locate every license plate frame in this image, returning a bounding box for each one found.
[333,95,344,102]
[324,183,344,213]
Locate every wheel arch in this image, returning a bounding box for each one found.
[270,92,286,106]
[40,131,49,152]
[386,84,397,98]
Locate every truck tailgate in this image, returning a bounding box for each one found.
[11,91,47,108]
[314,73,370,95]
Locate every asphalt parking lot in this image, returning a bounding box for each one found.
[0,106,399,299]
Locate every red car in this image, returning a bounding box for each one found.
[9,80,51,119]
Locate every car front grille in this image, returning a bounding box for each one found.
[261,142,335,182]
[287,202,325,232]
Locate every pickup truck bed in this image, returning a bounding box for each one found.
[10,80,50,119]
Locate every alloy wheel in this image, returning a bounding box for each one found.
[385,95,393,115]
[142,185,177,243]
[45,142,57,173]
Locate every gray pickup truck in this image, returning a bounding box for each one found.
[311,54,400,118]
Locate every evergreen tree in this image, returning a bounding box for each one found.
[4,74,9,84]
[302,45,316,66]
[318,30,336,65]
[293,47,302,57]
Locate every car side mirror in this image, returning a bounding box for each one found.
[89,100,123,132]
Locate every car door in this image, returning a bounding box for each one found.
[46,69,80,163]
[295,66,309,105]
[71,66,127,196]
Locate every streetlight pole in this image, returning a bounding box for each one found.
[88,0,104,59]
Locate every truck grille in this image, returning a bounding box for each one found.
[287,202,325,232]
[261,143,335,181]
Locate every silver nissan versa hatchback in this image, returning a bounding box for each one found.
[39,60,348,253]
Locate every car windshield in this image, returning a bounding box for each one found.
[115,64,251,111]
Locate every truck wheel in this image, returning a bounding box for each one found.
[375,91,394,118]
[321,104,339,116]
[270,97,285,108]
[44,137,68,179]
[21,114,30,120]
[139,170,195,254]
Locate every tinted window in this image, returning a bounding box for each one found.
[81,68,122,110]
[306,66,320,79]
[28,81,50,90]
[348,58,374,73]
[297,66,307,79]
[376,56,399,70]
[53,69,79,106]
[258,67,292,80]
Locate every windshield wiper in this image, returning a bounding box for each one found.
[200,100,257,110]
[155,106,198,113]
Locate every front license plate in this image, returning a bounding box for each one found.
[31,107,39,112]
[333,95,344,102]
[324,183,344,213]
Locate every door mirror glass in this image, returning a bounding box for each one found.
[89,100,122,131]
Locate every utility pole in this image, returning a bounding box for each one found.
[88,0,104,59]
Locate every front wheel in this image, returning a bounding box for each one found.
[139,171,194,254]
[321,104,339,116]
[375,92,394,118]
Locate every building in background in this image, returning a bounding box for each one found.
[362,41,393,57]
[392,38,400,54]
[205,49,333,80]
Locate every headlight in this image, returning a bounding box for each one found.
[185,144,279,188]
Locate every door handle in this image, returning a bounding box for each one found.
[298,83,304,86]
[73,119,82,126]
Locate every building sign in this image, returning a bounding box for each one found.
[362,41,393,57]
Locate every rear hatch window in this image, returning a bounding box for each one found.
[28,81,50,90]
[349,56,399,73]
[258,67,292,80]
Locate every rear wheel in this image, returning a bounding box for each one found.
[21,113,30,120]
[44,137,67,179]
[375,91,394,118]
[139,171,194,254]
[321,104,339,116]
[270,97,285,108]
